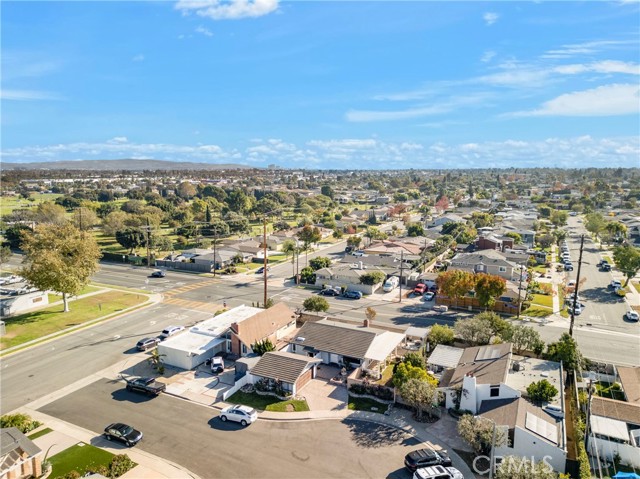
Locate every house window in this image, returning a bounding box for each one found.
[241,343,247,355]
[498,266,507,272]
[490,386,500,397]
[475,265,486,272]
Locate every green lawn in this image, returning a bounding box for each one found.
[530,293,553,308]
[632,282,640,294]
[47,285,102,304]
[1,291,148,350]
[347,395,387,414]
[522,306,553,318]
[49,443,116,479]
[226,391,310,412]
[28,427,53,440]
[0,193,63,216]
[373,365,394,387]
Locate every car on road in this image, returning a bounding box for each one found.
[423,292,435,301]
[219,405,258,426]
[564,264,574,271]
[159,325,185,341]
[567,304,583,316]
[136,337,160,351]
[150,270,166,278]
[609,280,622,289]
[404,448,452,472]
[567,280,576,288]
[414,283,427,295]
[413,465,463,479]
[103,423,143,447]
[255,266,271,274]
[624,311,639,322]
[433,305,448,312]
[320,288,341,296]
[343,290,363,300]
[352,250,366,257]
[123,376,166,396]
[600,263,611,272]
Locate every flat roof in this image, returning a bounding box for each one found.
[591,415,630,442]
[506,355,563,407]
[191,304,263,337]
[428,345,464,370]
[159,334,225,356]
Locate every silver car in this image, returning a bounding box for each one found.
[219,405,258,426]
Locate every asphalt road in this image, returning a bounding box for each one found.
[38,379,422,479]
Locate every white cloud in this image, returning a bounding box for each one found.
[132,54,145,62]
[541,39,638,59]
[483,12,499,26]
[481,51,496,63]
[0,89,62,101]
[195,25,213,36]
[554,60,640,75]
[107,137,129,144]
[175,0,279,20]
[510,83,640,117]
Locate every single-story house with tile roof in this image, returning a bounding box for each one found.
[314,263,388,294]
[588,396,640,468]
[0,427,43,479]
[449,249,518,281]
[428,214,465,229]
[285,319,405,379]
[249,351,322,395]
[229,302,298,357]
[479,397,567,473]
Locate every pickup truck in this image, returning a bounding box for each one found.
[122,376,166,396]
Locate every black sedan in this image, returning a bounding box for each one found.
[343,290,362,299]
[150,270,166,278]
[319,288,340,296]
[104,423,143,447]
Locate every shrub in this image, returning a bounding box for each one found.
[0,413,42,434]
[348,382,393,401]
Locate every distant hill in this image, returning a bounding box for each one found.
[1,159,257,171]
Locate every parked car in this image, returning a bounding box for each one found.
[423,292,435,301]
[255,266,270,274]
[564,264,574,271]
[0,275,22,286]
[609,280,622,289]
[343,290,363,300]
[159,325,185,341]
[103,423,143,447]
[219,405,258,426]
[567,304,583,316]
[319,288,341,296]
[210,356,224,373]
[413,465,463,479]
[404,448,452,472]
[600,263,612,272]
[433,305,448,312]
[624,311,639,322]
[123,376,166,396]
[567,280,576,287]
[413,283,427,295]
[382,276,399,292]
[136,337,160,351]
[150,270,165,278]
[345,246,354,253]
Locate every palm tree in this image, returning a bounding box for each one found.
[148,349,167,374]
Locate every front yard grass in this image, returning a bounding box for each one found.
[1,291,147,350]
[530,293,553,308]
[28,427,53,440]
[49,443,116,479]
[226,391,310,412]
[47,285,102,304]
[347,395,387,414]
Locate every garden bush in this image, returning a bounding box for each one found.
[349,382,394,401]
[0,413,42,434]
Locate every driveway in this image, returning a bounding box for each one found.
[298,364,349,411]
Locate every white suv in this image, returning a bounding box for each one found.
[413,466,463,479]
[158,325,185,341]
[219,405,258,426]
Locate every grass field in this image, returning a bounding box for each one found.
[347,395,387,413]
[0,193,63,216]
[531,293,553,308]
[47,285,102,304]
[226,391,310,412]
[48,443,126,479]
[1,290,147,350]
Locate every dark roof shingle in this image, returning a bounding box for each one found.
[290,320,378,359]
[250,351,320,384]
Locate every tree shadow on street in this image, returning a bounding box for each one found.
[342,418,419,449]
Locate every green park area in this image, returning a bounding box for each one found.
[0,290,148,350]
[0,193,62,216]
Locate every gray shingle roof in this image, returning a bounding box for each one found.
[0,427,42,457]
[250,351,321,384]
[290,320,378,359]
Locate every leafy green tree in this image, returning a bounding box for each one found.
[552,229,567,245]
[504,232,522,244]
[508,325,543,354]
[71,207,98,231]
[115,228,146,254]
[526,379,558,404]
[297,225,322,265]
[392,362,429,388]
[347,236,362,248]
[613,245,640,287]
[0,245,11,264]
[428,324,455,346]
[359,271,386,286]
[177,181,197,200]
[436,270,475,307]
[404,351,426,370]
[33,201,67,225]
[20,223,101,312]
[309,256,331,270]
[252,339,276,356]
[300,266,316,284]
[399,378,439,421]
[550,209,568,227]
[4,224,32,249]
[475,274,506,310]
[584,212,606,241]
[454,316,493,345]
[282,239,296,259]
[545,333,583,372]
[320,185,334,199]
[406,223,425,237]
[457,414,508,455]
[302,296,329,314]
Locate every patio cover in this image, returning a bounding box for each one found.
[365,331,405,362]
[591,415,630,442]
[405,326,429,340]
[612,473,640,479]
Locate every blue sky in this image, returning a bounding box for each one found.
[2,1,639,169]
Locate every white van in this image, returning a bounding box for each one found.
[382,276,399,292]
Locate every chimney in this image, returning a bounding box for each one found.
[231,322,239,334]
[363,319,370,328]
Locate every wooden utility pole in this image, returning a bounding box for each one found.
[399,250,404,303]
[263,216,268,308]
[516,264,524,319]
[569,234,585,337]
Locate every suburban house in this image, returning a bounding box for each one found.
[314,262,389,294]
[476,234,515,252]
[438,344,567,473]
[249,351,322,396]
[228,302,298,357]
[192,249,248,270]
[0,288,48,318]
[427,213,465,229]
[0,427,43,479]
[158,304,297,370]
[363,239,423,258]
[588,397,640,468]
[448,250,518,281]
[285,319,405,379]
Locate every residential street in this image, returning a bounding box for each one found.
[38,378,422,479]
